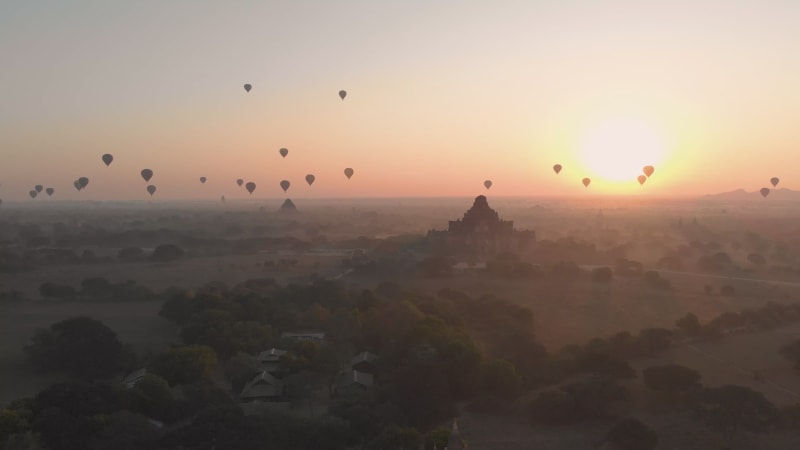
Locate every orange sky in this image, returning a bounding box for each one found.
[1,1,799,201]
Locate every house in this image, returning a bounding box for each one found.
[280,331,326,342]
[333,370,373,397]
[240,371,286,402]
[350,351,378,374]
[123,368,147,388]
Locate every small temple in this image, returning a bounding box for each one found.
[427,195,535,256]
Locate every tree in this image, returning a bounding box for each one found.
[151,244,184,262]
[482,359,522,398]
[25,317,129,379]
[675,313,702,337]
[694,385,777,438]
[149,345,217,386]
[642,364,701,393]
[604,418,658,450]
[592,267,613,283]
[38,282,77,299]
[117,247,144,261]
[367,425,421,450]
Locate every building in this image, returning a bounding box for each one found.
[350,351,378,374]
[240,371,286,402]
[427,196,535,257]
[122,368,147,389]
[333,370,374,397]
[280,331,326,342]
[257,348,287,376]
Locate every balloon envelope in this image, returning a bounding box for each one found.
[29,190,37,199]
[344,168,354,179]
[760,187,770,198]
[553,164,562,174]
[280,180,290,192]
[279,148,288,158]
[141,169,153,182]
[78,177,89,189]
[200,177,206,184]
[643,165,655,178]
[102,154,113,166]
[770,177,780,187]
[339,90,347,100]
[236,179,244,187]
[73,180,82,191]
[245,182,256,194]
[305,174,315,186]
[637,175,647,186]
[582,178,591,187]
[46,187,54,196]
[484,180,492,190]
[244,84,252,92]
[146,185,156,196]
[34,185,43,193]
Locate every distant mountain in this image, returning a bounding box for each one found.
[705,188,800,200]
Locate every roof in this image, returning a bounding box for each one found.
[123,368,147,388]
[350,352,378,367]
[338,370,374,388]
[257,348,287,362]
[241,371,284,399]
[281,331,326,339]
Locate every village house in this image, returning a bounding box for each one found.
[280,331,326,343]
[332,370,374,397]
[122,368,147,389]
[350,351,378,374]
[240,371,286,403]
[257,347,287,376]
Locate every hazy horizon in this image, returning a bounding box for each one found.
[2,1,799,201]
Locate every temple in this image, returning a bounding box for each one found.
[427,196,535,256]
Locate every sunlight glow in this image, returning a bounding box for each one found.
[578,118,667,182]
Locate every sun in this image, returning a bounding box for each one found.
[578,117,667,182]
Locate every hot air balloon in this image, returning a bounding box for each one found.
[102,154,113,166]
[771,177,780,187]
[146,185,157,196]
[141,169,153,182]
[344,168,354,179]
[29,190,37,199]
[305,174,315,186]
[34,185,43,193]
[245,182,256,194]
[553,164,562,174]
[582,178,591,187]
[279,148,288,158]
[339,90,347,100]
[484,180,492,190]
[78,177,89,189]
[236,178,244,187]
[643,165,655,178]
[200,177,207,184]
[46,187,54,196]
[74,180,82,191]
[221,195,226,203]
[244,84,252,92]
[760,187,770,198]
[637,175,647,186]
[280,180,290,192]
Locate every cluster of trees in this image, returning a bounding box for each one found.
[676,301,800,339]
[14,274,800,449]
[37,278,158,302]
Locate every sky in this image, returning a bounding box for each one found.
[1,0,799,200]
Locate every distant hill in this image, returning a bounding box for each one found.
[705,188,800,200]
